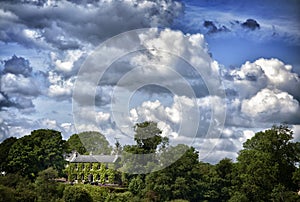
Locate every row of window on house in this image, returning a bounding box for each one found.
[73,163,109,170]
[73,173,109,181]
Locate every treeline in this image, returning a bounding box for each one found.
[0,123,299,202]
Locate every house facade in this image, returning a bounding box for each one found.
[64,152,120,184]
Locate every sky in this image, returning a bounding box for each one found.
[0,0,299,164]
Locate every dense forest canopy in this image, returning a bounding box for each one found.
[0,123,299,201]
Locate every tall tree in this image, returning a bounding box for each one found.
[0,137,17,173]
[65,134,87,154]
[7,129,66,179]
[35,167,60,202]
[144,145,201,202]
[122,121,167,173]
[77,131,112,155]
[133,121,164,153]
[233,125,300,201]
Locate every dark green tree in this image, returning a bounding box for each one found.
[0,137,17,173]
[7,129,66,179]
[35,167,63,202]
[122,121,167,173]
[144,145,201,202]
[66,134,87,154]
[233,125,300,201]
[133,121,163,153]
[213,158,234,202]
[0,173,37,202]
[0,185,15,202]
[128,175,145,195]
[63,185,93,202]
[77,131,112,155]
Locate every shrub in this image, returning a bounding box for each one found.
[63,185,93,202]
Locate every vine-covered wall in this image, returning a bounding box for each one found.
[64,162,116,184]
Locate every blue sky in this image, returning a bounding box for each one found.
[0,0,299,163]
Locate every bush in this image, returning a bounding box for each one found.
[105,191,134,202]
[0,185,15,202]
[63,185,93,202]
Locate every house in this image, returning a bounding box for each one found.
[64,152,121,184]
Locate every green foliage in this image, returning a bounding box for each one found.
[233,125,299,201]
[128,175,145,195]
[0,185,15,202]
[144,146,201,202]
[0,173,37,202]
[104,191,134,202]
[6,129,66,179]
[0,124,299,202]
[63,185,93,202]
[65,162,117,184]
[133,121,163,153]
[35,167,62,202]
[0,137,17,173]
[228,192,249,202]
[122,121,167,173]
[78,131,112,155]
[66,134,87,154]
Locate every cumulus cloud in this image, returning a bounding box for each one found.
[51,49,84,72]
[241,88,299,123]
[3,55,32,77]
[0,0,183,50]
[0,0,299,166]
[227,58,300,100]
[0,55,47,111]
[88,28,223,97]
[1,73,40,96]
[47,71,74,99]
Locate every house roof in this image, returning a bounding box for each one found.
[67,152,120,163]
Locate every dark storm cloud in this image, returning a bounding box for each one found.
[0,55,44,97]
[0,92,35,111]
[0,91,16,109]
[241,19,260,30]
[0,0,183,50]
[0,55,48,111]
[3,55,32,77]
[203,20,230,34]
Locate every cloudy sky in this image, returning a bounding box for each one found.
[0,0,299,163]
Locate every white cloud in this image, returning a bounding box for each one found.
[1,73,40,96]
[47,71,74,98]
[240,130,255,144]
[229,58,300,99]
[134,29,223,96]
[51,49,84,72]
[241,88,299,120]
[0,0,183,50]
[291,125,300,142]
[41,118,57,129]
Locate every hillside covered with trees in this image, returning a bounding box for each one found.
[0,123,299,202]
